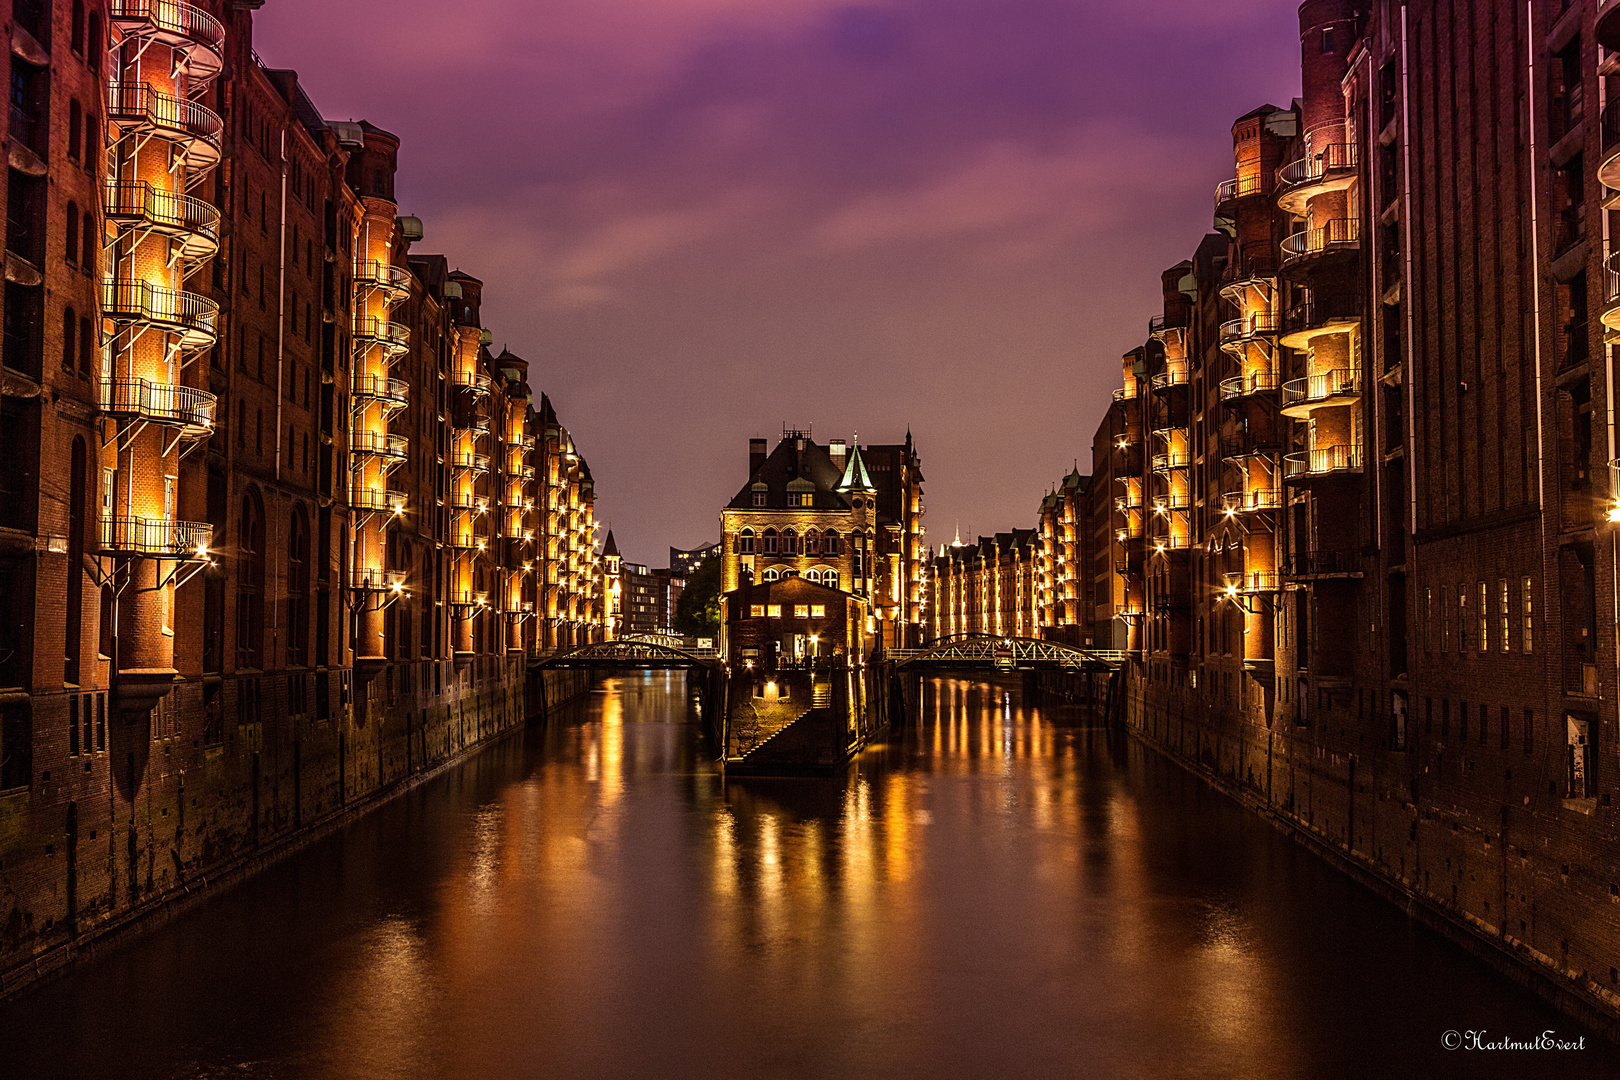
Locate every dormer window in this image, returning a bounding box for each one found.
[789,492,812,507]
[753,491,767,507]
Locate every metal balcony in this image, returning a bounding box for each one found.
[103,279,219,350]
[1214,173,1264,211]
[1151,450,1191,473]
[106,82,223,173]
[450,368,493,395]
[1114,493,1142,514]
[448,450,490,472]
[1275,142,1358,216]
[453,414,491,436]
[1219,370,1281,402]
[351,373,409,410]
[1283,444,1363,482]
[1280,217,1360,271]
[1224,570,1280,594]
[1278,293,1362,349]
[349,431,408,465]
[1150,360,1191,392]
[353,567,407,592]
[1221,487,1281,513]
[1151,492,1191,512]
[354,260,411,304]
[448,490,479,511]
[353,316,409,358]
[101,377,215,437]
[1602,251,1620,333]
[1599,97,1620,192]
[1218,312,1279,353]
[1281,368,1362,417]
[99,516,212,558]
[350,488,405,514]
[1112,387,1137,403]
[104,181,220,262]
[108,0,225,83]
[1284,550,1362,579]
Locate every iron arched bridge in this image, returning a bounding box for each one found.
[531,635,718,670]
[886,634,1125,672]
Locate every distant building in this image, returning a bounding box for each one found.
[670,542,720,578]
[719,428,925,650]
[927,530,1039,640]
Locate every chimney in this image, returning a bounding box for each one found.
[828,439,847,464]
[749,438,767,475]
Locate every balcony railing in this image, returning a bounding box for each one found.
[1280,292,1362,347]
[1112,387,1137,403]
[99,516,212,557]
[1599,97,1620,191]
[1151,450,1191,472]
[353,316,410,355]
[450,368,493,395]
[353,567,407,591]
[1275,143,1358,214]
[454,414,492,435]
[349,431,408,462]
[1150,360,1191,391]
[106,82,222,171]
[102,279,219,349]
[353,260,411,302]
[1151,493,1191,512]
[1284,444,1363,480]
[351,373,409,409]
[1284,550,1360,577]
[448,450,490,471]
[1219,370,1281,401]
[448,490,479,511]
[1281,368,1362,411]
[101,377,216,434]
[1114,494,1142,513]
[1221,488,1281,513]
[104,181,220,261]
[1218,312,1280,348]
[1225,570,1281,594]
[1214,174,1264,208]
[350,488,405,514]
[1280,217,1360,265]
[108,1,226,77]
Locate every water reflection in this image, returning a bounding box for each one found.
[2,672,1617,1080]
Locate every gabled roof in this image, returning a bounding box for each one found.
[725,436,851,511]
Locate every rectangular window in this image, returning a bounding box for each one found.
[1478,582,1488,652]
[1441,584,1452,651]
[810,604,826,617]
[793,605,809,618]
[1499,579,1509,652]
[767,605,781,618]
[1567,715,1593,799]
[749,604,764,617]
[1425,587,1433,652]
[1477,704,1486,746]
[1441,699,1450,737]
[95,693,105,751]
[1458,585,1468,651]
[69,694,80,756]
[752,491,766,507]
[1522,576,1533,652]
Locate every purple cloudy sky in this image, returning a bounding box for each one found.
[256,0,1303,567]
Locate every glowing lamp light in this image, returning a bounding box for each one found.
[195,542,210,560]
[1225,585,1239,598]
[1608,506,1620,524]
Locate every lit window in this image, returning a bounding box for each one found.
[750,604,765,617]
[810,604,826,617]
[1522,576,1533,652]
[767,605,782,618]
[794,604,810,618]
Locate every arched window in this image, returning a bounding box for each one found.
[781,528,797,555]
[824,570,839,590]
[71,0,84,53]
[822,530,839,555]
[237,489,265,668]
[762,568,779,582]
[805,569,821,584]
[65,202,78,265]
[288,507,310,667]
[738,529,754,554]
[237,399,246,446]
[61,307,75,371]
[762,528,777,555]
[83,115,97,172]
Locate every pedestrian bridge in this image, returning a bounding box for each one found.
[530,635,718,671]
[886,634,1125,673]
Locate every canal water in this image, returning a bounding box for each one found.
[4,674,1617,1079]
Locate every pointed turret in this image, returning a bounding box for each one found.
[836,435,877,493]
[602,529,619,560]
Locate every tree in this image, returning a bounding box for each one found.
[674,555,722,638]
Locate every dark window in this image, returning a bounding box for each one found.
[61,306,76,370]
[65,202,78,265]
